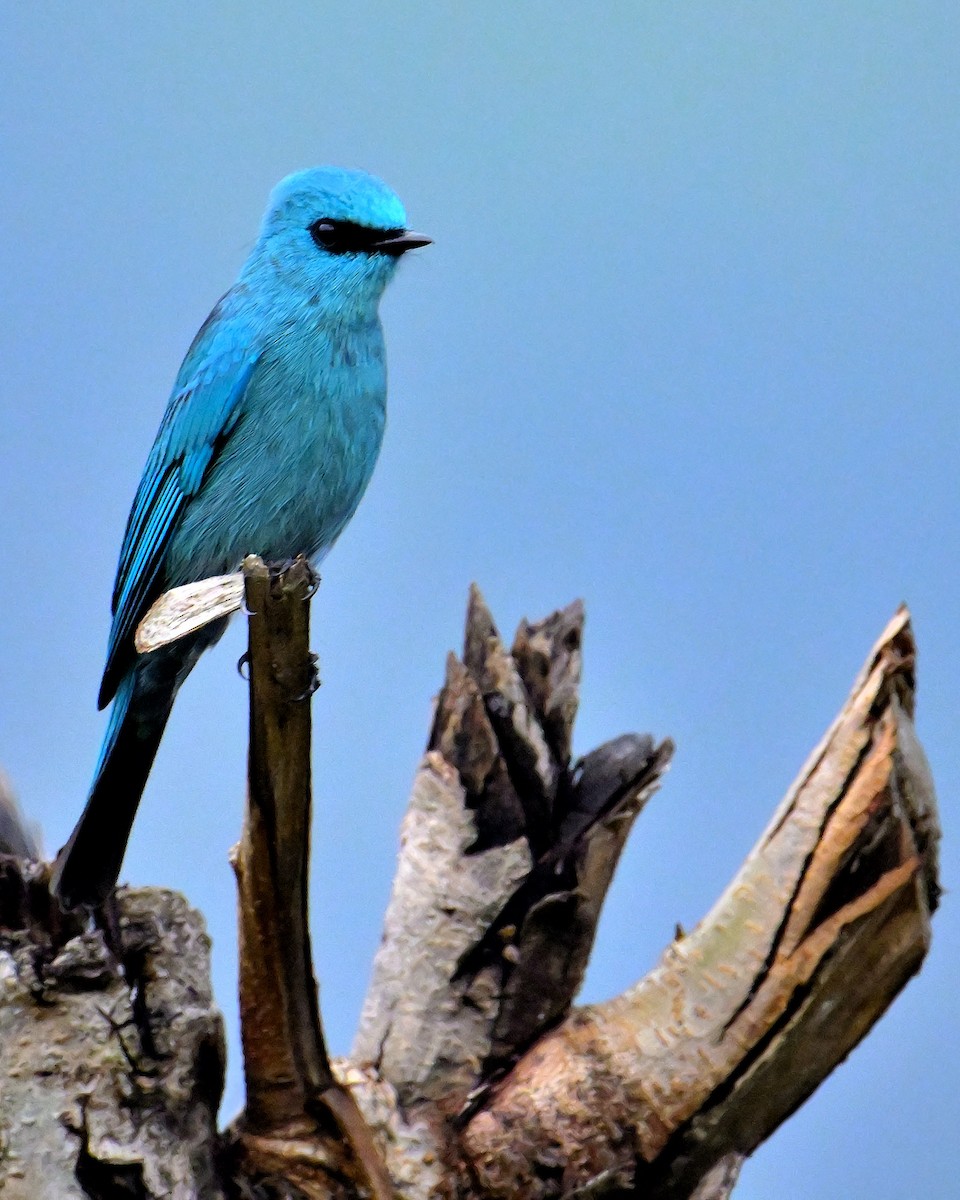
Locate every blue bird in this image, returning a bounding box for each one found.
[52,167,430,908]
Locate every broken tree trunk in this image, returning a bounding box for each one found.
[459,606,938,1197]
[0,583,940,1199]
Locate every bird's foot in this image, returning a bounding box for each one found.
[266,555,320,597]
[289,651,321,702]
[303,568,321,600]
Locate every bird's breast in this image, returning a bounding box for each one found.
[166,321,388,583]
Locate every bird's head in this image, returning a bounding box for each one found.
[249,166,430,315]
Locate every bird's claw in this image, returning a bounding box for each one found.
[237,651,251,680]
[303,568,321,600]
[290,653,321,702]
[266,555,320,598]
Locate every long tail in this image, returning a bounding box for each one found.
[52,671,173,909]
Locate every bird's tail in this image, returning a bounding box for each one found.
[52,671,172,909]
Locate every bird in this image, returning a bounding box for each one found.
[52,167,430,909]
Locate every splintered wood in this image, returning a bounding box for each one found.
[353,586,673,1117]
[462,608,939,1199]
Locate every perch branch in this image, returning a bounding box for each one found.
[229,555,394,1200]
[462,607,940,1198]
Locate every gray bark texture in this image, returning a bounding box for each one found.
[0,581,941,1199]
[0,867,224,1199]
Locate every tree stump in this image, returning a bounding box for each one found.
[0,576,939,1199]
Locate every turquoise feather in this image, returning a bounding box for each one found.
[53,167,428,907]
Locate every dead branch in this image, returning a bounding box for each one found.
[460,607,939,1198]
[0,587,940,1200]
[227,555,394,1200]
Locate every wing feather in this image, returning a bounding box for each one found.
[98,301,260,707]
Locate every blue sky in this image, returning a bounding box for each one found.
[2,6,957,1196]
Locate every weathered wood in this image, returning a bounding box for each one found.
[511,598,583,768]
[482,733,672,1075]
[0,872,225,1200]
[352,745,532,1108]
[462,607,939,1198]
[134,571,244,653]
[687,1153,744,1200]
[354,588,672,1119]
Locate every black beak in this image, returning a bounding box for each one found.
[372,229,433,256]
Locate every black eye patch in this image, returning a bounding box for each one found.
[309,219,403,255]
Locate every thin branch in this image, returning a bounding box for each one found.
[230,555,394,1200]
[236,555,330,1115]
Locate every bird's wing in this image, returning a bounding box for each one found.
[98,298,261,708]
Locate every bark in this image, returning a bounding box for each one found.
[0,585,940,1200]
[0,864,224,1199]
[353,587,673,1119]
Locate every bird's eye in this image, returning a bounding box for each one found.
[309,218,401,255]
[309,220,338,248]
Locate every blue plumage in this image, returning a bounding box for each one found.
[53,167,429,907]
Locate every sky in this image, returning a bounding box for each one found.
[1,5,957,1197]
